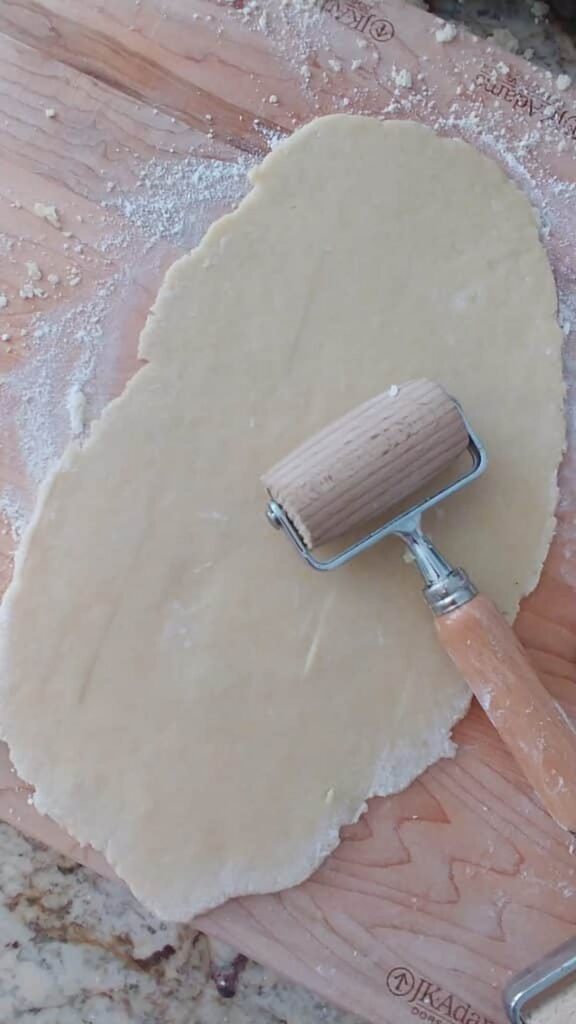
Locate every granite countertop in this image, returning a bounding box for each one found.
[427,0,576,74]
[0,823,363,1024]
[1,2,575,1023]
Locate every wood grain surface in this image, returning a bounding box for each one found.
[1,2,576,1022]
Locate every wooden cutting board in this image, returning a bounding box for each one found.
[1,2,576,1021]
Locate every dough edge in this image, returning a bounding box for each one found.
[0,115,564,919]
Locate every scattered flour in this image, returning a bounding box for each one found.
[67,385,87,438]
[391,67,413,89]
[435,22,458,44]
[24,262,42,282]
[0,487,27,540]
[220,0,330,87]
[101,153,251,250]
[0,151,253,538]
[32,203,61,230]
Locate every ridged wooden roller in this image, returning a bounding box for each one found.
[263,379,469,549]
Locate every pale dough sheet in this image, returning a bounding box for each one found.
[0,116,564,921]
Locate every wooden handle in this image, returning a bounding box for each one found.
[436,593,576,833]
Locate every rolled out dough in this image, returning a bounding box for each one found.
[0,116,564,921]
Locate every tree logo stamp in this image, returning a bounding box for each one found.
[386,966,496,1024]
[318,0,395,44]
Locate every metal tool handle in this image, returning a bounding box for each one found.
[436,593,576,834]
[504,937,576,1023]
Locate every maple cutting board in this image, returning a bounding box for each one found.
[1,2,576,1022]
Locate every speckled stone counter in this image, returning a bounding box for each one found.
[426,0,576,75]
[0,824,361,1023]
[1,2,574,1022]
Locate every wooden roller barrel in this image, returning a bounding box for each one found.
[263,379,469,549]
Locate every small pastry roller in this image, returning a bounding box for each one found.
[263,379,576,833]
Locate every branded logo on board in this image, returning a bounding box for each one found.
[318,0,395,44]
[387,967,416,998]
[386,967,496,1024]
[474,64,576,142]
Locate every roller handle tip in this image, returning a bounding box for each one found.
[436,593,576,834]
